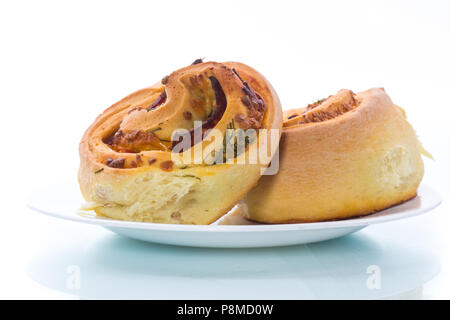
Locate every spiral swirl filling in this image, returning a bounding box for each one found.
[284,89,359,128]
[101,62,267,169]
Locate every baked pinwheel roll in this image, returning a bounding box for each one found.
[79,60,282,224]
[246,88,425,223]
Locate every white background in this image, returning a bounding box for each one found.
[0,0,449,299]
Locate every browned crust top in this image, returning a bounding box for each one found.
[79,60,282,173]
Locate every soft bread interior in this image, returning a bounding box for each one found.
[94,174,197,222]
[80,163,261,224]
[379,146,421,190]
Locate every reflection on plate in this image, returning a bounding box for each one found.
[28,182,441,248]
[26,230,440,299]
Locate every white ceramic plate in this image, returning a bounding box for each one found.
[27,182,441,248]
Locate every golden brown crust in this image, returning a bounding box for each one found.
[246,88,424,223]
[79,60,283,224]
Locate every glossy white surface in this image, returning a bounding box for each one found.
[26,230,440,299]
[27,183,441,248]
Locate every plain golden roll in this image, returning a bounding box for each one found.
[245,88,424,223]
[79,60,283,224]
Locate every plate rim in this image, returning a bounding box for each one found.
[27,184,442,233]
